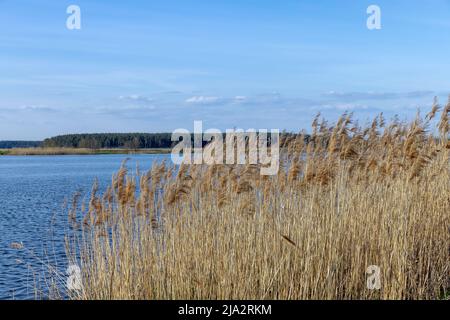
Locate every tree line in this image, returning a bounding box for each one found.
[46,132,307,149]
[42,133,175,149]
[0,141,42,149]
[2,132,308,150]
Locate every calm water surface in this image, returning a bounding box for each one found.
[0,154,169,299]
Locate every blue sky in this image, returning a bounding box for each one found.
[1,0,450,139]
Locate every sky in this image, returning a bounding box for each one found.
[1,0,450,140]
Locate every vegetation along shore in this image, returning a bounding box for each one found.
[0,132,298,156]
[0,147,172,156]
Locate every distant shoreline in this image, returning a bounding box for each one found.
[0,147,172,156]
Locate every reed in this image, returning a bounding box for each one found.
[2,147,172,156]
[64,101,450,300]
[6,147,95,155]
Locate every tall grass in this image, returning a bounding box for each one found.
[65,102,450,300]
[6,147,95,155]
[2,147,171,156]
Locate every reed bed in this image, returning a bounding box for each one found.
[65,102,450,300]
[6,147,95,155]
[2,147,172,156]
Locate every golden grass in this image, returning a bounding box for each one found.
[65,103,450,300]
[2,147,172,156]
[6,147,95,155]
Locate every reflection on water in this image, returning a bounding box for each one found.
[0,154,169,299]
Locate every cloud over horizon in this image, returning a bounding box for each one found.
[322,90,435,102]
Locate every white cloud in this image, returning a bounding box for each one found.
[185,96,222,105]
[319,103,369,111]
[323,90,434,101]
[118,95,154,103]
[0,105,59,113]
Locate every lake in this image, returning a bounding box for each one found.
[0,154,170,299]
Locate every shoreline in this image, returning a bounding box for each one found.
[0,147,172,156]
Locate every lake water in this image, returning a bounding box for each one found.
[0,154,170,299]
